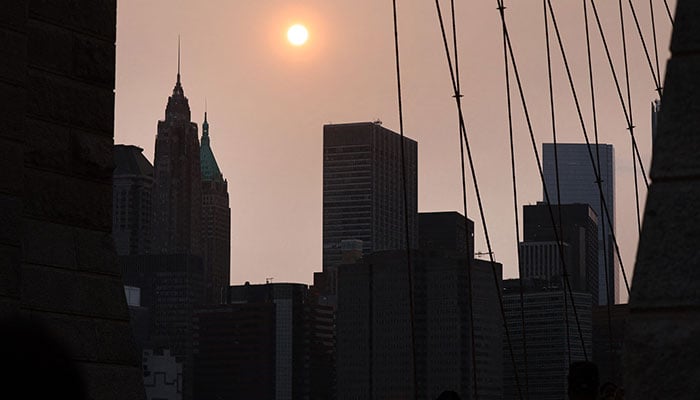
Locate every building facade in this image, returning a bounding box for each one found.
[521,203,599,302]
[542,143,616,304]
[336,247,502,400]
[113,145,154,256]
[322,122,418,270]
[151,69,202,256]
[200,112,230,303]
[502,279,592,400]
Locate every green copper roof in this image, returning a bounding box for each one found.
[200,112,224,182]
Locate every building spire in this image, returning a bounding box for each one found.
[177,35,181,85]
[203,99,209,137]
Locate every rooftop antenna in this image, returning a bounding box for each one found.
[177,35,181,84]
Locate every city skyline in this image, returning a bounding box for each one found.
[115,1,675,300]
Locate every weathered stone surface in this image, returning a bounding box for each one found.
[631,180,700,308]
[0,194,21,245]
[0,28,27,85]
[0,1,27,32]
[27,70,114,135]
[0,80,26,139]
[670,1,700,54]
[651,54,700,181]
[22,218,76,269]
[71,130,114,179]
[627,2,700,399]
[0,139,23,195]
[78,362,146,400]
[23,168,112,231]
[28,0,116,40]
[31,312,140,366]
[23,118,71,170]
[27,19,114,87]
[21,264,129,320]
[0,244,21,298]
[75,227,120,276]
[624,311,700,398]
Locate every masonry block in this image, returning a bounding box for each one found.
[28,0,116,41]
[0,80,26,140]
[23,117,71,171]
[652,54,700,181]
[624,311,700,399]
[0,194,22,245]
[0,28,27,85]
[0,139,23,196]
[670,1,700,54]
[30,312,140,366]
[75,227,120,276]
[27,70,114,135]
[71,130,114,180]
[22,218,76,269]
[23,168,112,231]
[632,180,700,309]
[22,264,129,320]
[0,244,21,298]
[78,362,146,400]
[0,1,27,32]
[27,19,114,88]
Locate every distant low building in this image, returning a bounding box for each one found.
[502,279,592,400]
[336,247,503,400]
[143,349,183,400]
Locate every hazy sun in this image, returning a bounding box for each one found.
[287,24,309,46]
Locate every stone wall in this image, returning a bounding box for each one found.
[0,1,145,398]
[625,1,700,398]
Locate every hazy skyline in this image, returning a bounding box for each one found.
[115,0,675,300]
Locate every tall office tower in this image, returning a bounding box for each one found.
[336,245,503,400]
[323,122,418,270]
[121,254,204,400]
[113,145,154,255]
[193,302,276,400]
[418,211,474,258]
[520,203,599,302]
[200,112,231,303]
[542,143,617,304]
[592,304,628,388]
[151,65,202,255]
[502,279,592,400]
[222,282,333,400]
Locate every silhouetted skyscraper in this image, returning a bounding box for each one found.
[336,245,503,400]
[113,145,154,255]
[151,64,202,255]
[542,143,617,304]
[200,112,230,303]
[521,203,599,302]
[322,122,418,270]
[502,279,592,400]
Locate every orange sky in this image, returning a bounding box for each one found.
[115,0,675,302]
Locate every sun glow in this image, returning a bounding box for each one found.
[287,24,309,46]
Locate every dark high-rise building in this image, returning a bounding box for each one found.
[592,304,628,387]
[199,112,230,303]
[193,302,276,400]
[113,145,154,255]
[542,143,617,304]
[521,203,599,302]
[151,65,202,256]
[121,254,205,400]
[502,279,592,400]
[419,211,474,258]
[323,122,418,270]
[336,247,503,400]
[221,282,333,400]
